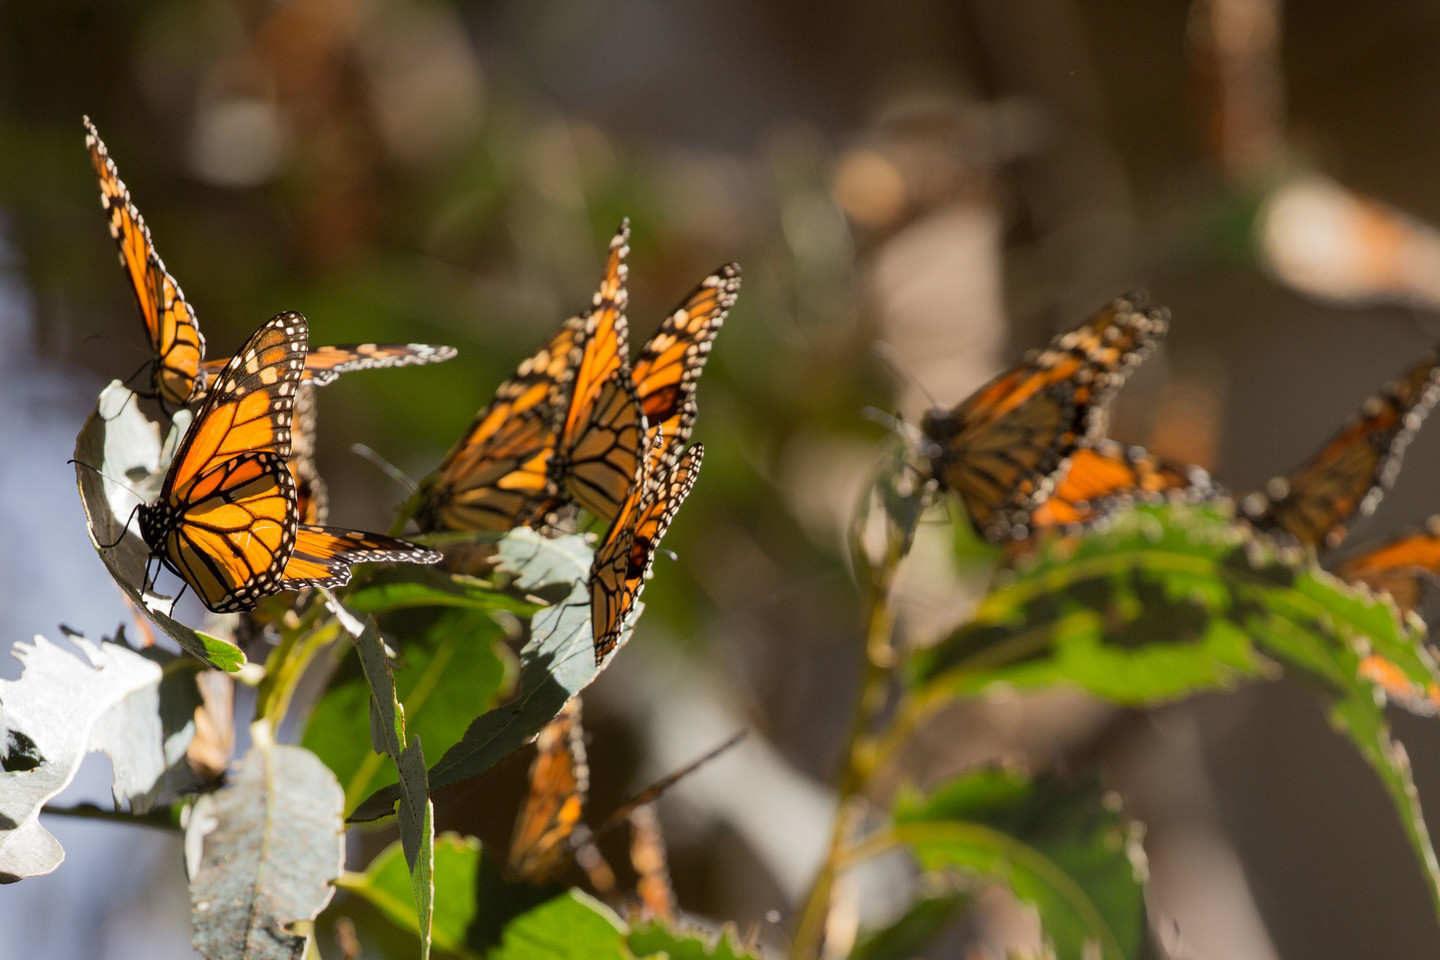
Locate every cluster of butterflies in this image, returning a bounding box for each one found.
[919,293,1440,615]
[85,118,453,610]
[410,220,739,662]
[85,118,738,663]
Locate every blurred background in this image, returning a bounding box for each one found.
[7,0,1440,956]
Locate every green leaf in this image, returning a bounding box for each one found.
[351,530,629,822]
[913,503,1440,928]
[338,833,482,957]
[304,609,513,812]
[345,566,541,617]
[187,736,344,960]
[72,382,245,672]
[891,769,1148,960]
[627,922,763,960]
[487,890,628,960]
[346,614,436,959]
[915,505,1276,705]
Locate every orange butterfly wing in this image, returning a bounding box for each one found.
[508,698,590,883]
[201,341,457,387]
[1022,439,1219,532]
[551,222,648,524]
[85,117,206,408]
[139,313,307,611]
[591,442,703,663]
[630,263,739,446]
[280,526,439,589]
[1331,515,1440,613]
[414,317,582,533]
[921,295,1168,540]
[1243,349,1440,550]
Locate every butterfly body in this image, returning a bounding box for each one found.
[921,295,1168,540]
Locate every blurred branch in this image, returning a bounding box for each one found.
[1188,0,1286,181]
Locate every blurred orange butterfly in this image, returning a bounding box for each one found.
[1331,515,1440,614]
[136,312,439,612]
[507,698,613,887]
[1242,348,1440,551]
[921,295,1169,541]
[591,440,704,663]
[1020,438,1220,534]
[508,696,742,901]
[84,117,455,409]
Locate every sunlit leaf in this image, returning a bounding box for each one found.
[488,890,628,960]
[187,736,344,960]
[350,530,631,822]
[0,632,197,881]
[914,503,1440,925]
[72,382,244,672]
[337,832,481,957]
[304,609,512,812]
[627,921,763,960]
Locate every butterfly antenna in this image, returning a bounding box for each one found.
[350,443,419,495]
[593,730,748,839]
[871,340,942,411]
[69,458,150,507]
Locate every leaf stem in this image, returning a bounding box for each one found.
[41,802,180,831]
[791,463,917,960]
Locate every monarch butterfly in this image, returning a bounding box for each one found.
[1021,439,1220,533]
[921,295,1169,541]
[136,312,440,612]
[508,695,741,893]
[1241,348,1440,551]
[591,440,703,663]
[547,222,648,525]
[1330,515,1440,614]
[84,117,456,408]
[507,698,608,885]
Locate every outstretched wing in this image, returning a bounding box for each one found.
[165,312,307,501]
[1020,439,1220,533]
[279,525,440,589]
[551,222,647,524]
[85,117,206,407]
[201,341,457,386]
[921,294,1169,540]
[590,442,703,663]
[414,316,583,533]
[158,452,299,613]
[1243,349,1440,550]
[1332,515,1440,613]
[630,263,739,447]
